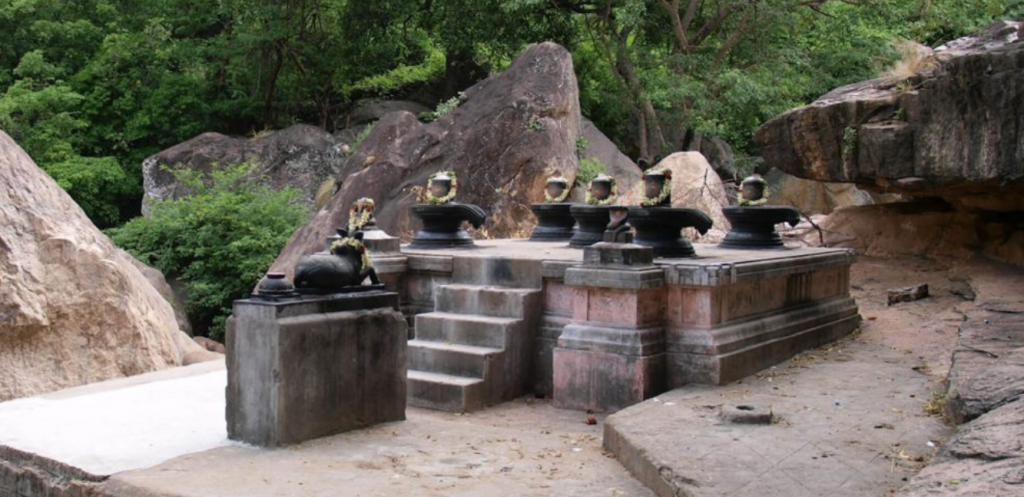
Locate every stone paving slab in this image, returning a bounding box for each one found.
[98,399,650,497]
[604,337,952,497]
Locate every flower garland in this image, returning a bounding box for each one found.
[585,175,618,206]
[347,198,375,232]
[543,176,571,203]
[738,176,770,207]
[330,237,372,270]
[641,169,673,207]
[426,170,458,205]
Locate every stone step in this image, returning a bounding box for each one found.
[414,312,520,348]
[435,284,541,319]
[407,370,486,412]
[407,339,502,378]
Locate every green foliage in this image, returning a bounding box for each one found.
[843,127,858,160]
[108,163,307,338]
[424,92,467,122]
[576,157,606,187]
[45,156,137,228]
[574,135,590,157]
[352,122,376,151]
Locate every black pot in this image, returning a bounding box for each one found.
[409,203,487,249]
[529,203,576,241]
[569,205,611,247]
[628,207,713,258]
[720,206,800,249]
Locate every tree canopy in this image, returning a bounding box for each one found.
[1,0,1019,226]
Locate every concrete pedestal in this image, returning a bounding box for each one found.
[554,243,666,412]
[226,291,407,447]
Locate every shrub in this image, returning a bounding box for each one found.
[45,156,137,228]
[576,157,606,187]
[108,163,308,339]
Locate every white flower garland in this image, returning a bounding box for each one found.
[738,176,770,207]
[586,175,618,206]
[543,176,571,203]
[330,237,372,270]
[347,198,375,232]
[641,168,673,207]
[426,171,458,205]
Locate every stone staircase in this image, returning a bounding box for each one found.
[407,284,541,412]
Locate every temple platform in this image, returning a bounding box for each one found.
[379,239,860,412]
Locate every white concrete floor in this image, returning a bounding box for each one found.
[0,360,232,476]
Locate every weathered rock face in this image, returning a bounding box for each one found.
[345,100,430,127]
[142,124,344,214]
[756,21,1024,208]
[624,152,731,242]
[580,118,641,196]
[271,42,582,276]
[765,168,899,215]
[0,131,215,402]
[798,200,1024,268]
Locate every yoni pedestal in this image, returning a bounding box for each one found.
[553,242,666,412]
[226,291,407,447]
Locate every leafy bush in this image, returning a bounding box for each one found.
[108,163,308,339]
[45,156,137,228]
[576,157,606,187]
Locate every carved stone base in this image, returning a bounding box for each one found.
[529,203,576,241]
[568,205,610,247]
[720,206,801,249]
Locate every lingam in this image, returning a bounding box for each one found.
[720,174,800,249]
[627,167,713,258]
[569,174,617,247]
[409,171,487,248]
[529,175,576,241]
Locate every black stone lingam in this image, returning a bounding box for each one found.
[720,175,800,249]
[628,208,713,258]
[628,168,713,258]
[530,176,576,241]
[409,171,488,248]
[569,174,617,247]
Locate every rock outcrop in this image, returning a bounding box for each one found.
[0,131,216,402]
[271,42,582,275]
[765,168,895,215]
[756,21,1024,209]
[142,124,345,214]
[580,118,641,195]
[797,200,1023,268]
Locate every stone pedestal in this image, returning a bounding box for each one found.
[720,206,800,249]
[568,205,611,247]
[628,207,713,258]
[553,243,666,412]
[529,203,576,241]
[226,291,407,447]
[409,204,486,248]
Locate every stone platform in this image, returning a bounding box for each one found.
[384,239,860,412]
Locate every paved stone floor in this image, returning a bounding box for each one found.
[606,338,952,497]
[100,400,651,497]
[604,256,970,497]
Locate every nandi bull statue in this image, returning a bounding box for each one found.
[291,229,381,293]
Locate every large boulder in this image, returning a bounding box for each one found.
[764,168,896,215]
[270,42,582,276]
[624,152,731,242]
[0,131,216,402]
[142,124,344,214]
[580,118,642,194]
[756,21,1024,209]
[345,100,431,127]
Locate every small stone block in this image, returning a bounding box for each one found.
[583,242,654,267]
[565,266,665,290]
[887,283,929,305]
[720,404,774,425]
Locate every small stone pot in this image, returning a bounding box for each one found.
[644,175,669,206]
[741,181,766,204]
[430,177,452,199]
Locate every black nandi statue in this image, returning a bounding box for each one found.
[293,229,380,294]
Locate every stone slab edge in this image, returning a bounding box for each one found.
[664,249,855,287]
[0,444,107,497]
[602,416,690,497]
